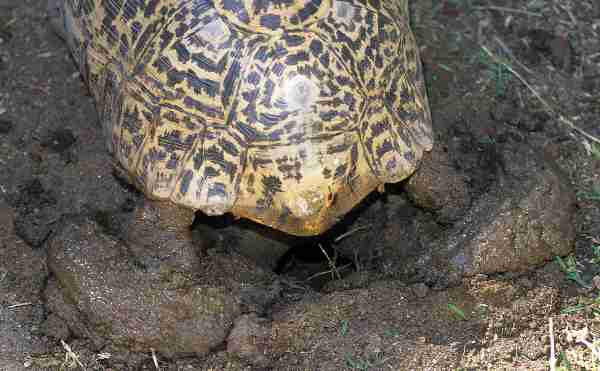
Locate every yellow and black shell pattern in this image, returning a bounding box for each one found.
[55,0,433,236]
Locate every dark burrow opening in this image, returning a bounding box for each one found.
[192,190,388,291]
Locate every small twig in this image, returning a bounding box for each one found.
[318,244,342,281]
[307,263,352,281]
[95,352,111,361]
[151,348,160,370]
[0,17,16,30]
[549,317,556,371]
[334,225,372,243]
[7,302,33,309]
[474,5,574,26]
[558,4,578,25]
[493,37,535,75]
[481,45,600,146]
[279,277,310,292]
[61,340,86,370]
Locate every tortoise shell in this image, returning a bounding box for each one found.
[52,0,433,235]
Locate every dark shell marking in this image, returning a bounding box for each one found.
[57,0,433,235]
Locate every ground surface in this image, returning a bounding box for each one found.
[0,0,600,370]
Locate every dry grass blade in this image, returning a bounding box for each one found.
[7,302,32,309]
[0,17,16,31]
[61,340,86,370]
[492,37,535,75]
[481,45,600,146]
[549,317,556,371]
[473,5,543,17]
[318,243,342,281]
[334,225,372,243]
[96,352,111,361]
[473,5,573,26]
[558,3,578,25]
[307,263,352,281]
[151,348,160,370]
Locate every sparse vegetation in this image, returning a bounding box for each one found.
[557,351,574,371]
[448,303,467,321]
[383,328,401,338]
[591,238,600,264]
[344,353,384,371]
[578,185,600,201]
[590,143,600,161]
[339,319,349,337]
[555,255,590,288]
[306,244,351,282]
[473,47,512,96]
[561,295,600,316]
[0,17,15,41]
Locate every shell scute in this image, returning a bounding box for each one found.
[59,0,432,235]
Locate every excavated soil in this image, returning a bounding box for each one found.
[1,0,599,370]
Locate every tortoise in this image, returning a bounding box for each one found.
[48,0,432,236]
